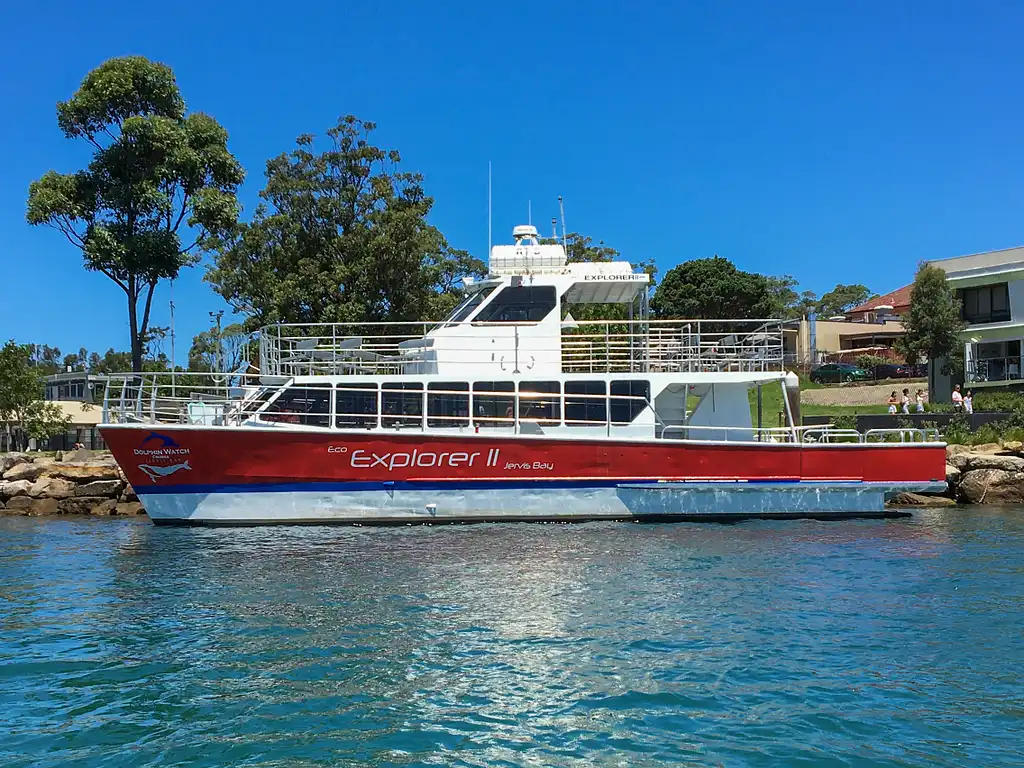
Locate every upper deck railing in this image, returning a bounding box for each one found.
[258,318,785,377]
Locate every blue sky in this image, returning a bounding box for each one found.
[3,0,1023,360]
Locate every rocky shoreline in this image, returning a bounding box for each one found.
[0,451,142,517]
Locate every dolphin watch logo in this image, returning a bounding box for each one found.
[140,432,180,449]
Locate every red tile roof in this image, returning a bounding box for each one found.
[847,283,914,314]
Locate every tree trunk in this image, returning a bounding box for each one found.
[127,286,143,373]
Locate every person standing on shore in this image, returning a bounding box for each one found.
[915,389,926,413]
[952,384,963,411]
[901,388,911,414]
[964,389,974,414]
[888,391,899,414]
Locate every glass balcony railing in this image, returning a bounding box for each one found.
[967,356,1023,383]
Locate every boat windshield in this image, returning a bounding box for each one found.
[440,286,496,327]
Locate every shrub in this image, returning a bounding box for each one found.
[973,391,1024,413]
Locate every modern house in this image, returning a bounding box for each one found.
[930,246,1024,392]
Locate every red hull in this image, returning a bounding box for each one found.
[100,426,947,492]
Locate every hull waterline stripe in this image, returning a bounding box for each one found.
[134,478,893,496]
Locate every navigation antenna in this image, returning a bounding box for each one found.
[551,217,557,238]
[558,196,567,250]
[487,161,492,260]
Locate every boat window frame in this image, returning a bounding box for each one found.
[335,382,379,429]
[427,381,470,428]
[472,381,515,426]
[381,382,423,429]
[564,380,607,426]
[610,380,651,425]
[258,383,332,428]
[518,381,561,425]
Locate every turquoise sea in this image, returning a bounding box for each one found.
[1,511,1021,767]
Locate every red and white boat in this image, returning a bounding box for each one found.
[99,226,947,526]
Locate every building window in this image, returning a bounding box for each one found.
[962,283,1010,324]
[565,381,606,425]
[428,382,469,428]
[472,286,557,323]
[336,383,378,429]
[610,380,650,424]
[261,385,331,427]
[473,382,515,425]
[519,381,561,424]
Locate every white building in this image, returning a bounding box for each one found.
[930,246,1024,391]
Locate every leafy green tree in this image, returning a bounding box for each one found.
[766,275,818,320]
[88,349,133,374]
[206,115,483,328]
[651,256,777,320]
[817,283,874,317]
[27,345,63,376]
[0,341,70,451]
[188,322,250,371]
[897,263,965,375]
[26,56,244,372]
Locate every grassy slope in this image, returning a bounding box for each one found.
[748,377,881,427]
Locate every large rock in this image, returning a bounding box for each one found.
[27,477,76,500]
[969,443,1004,455]
[945,444,972,458]
[0,453,31,474]
[0,479,33,499]
[120,483,138,502]
[74,479,124,498]
[946,463,961,485]
[57,496,110,516]
[115,501,146,516]
[90,499,119,516]
[1003,440,1024,454]
[889,492,957,507]
[46,462,121,482]
[964,454,1024,472]
[958,468,1024,504]
[4,496,59,516]
[3,462,47,482]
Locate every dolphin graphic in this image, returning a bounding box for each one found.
[140,432,180,449]
[138,462,192,483]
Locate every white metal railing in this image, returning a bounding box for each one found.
[256,318,785,377]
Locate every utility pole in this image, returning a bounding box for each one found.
[209,310,224,371]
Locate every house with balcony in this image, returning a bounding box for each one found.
[929,246,1024,391]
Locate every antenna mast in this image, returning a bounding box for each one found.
[558,196,567,250]
[528,199,532,226]
[487,161,492,260]
[169,279,176,397]
[551,217,557,239]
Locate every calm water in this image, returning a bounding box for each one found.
[1,512,1021,767]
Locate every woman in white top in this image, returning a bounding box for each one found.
[901,388,911,414]
[964,390,974,414]
[915,389,926,413]
[951,384,963,411]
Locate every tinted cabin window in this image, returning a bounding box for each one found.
[336,383,378,429]
[262,385,331,428]
[382,383,422,428]
[446,287,496,325]
[565,381,606,425]
[519,381,560,424]
[473,381,515,425]
[962,284,1010,324]
[473,286,557,323]
[611,380,650,424]
[428,382,469,427]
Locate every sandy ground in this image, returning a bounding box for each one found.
[801,381,928,407]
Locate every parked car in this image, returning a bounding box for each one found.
[871,363,911,380]
[810,363,872,384]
